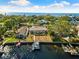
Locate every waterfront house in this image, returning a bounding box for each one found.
[70,16,79,25]
[29,26,48,35]
[16,26,28,39]
[29,26,52,42]
[75,25,79,36]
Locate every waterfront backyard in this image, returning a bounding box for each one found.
[0,13,79,44]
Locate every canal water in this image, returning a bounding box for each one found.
[0,45,79,59]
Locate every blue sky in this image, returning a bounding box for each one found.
[0,0,79,13]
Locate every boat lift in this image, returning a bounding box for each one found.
[31,42,40,51]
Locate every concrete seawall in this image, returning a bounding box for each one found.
[3,42,79,46]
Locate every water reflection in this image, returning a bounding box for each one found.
[0,45,79,59]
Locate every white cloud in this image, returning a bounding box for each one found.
[47,1,70,9]
[62,8,79,13]
[49,3,64,9]
[72,3,79,7]
[9,0,31,6]
[0,0,79,13]
[60,1,70,5]
[0,5,13,13]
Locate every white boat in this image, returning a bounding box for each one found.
[62,44,79,56]
[70,49,78,55]
[62,44,70,52]
[0,45,4,52]
[31,42,40,51]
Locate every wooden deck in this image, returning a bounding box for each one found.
[33,35,52,42]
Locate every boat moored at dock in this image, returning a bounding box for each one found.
[31,42,40,51]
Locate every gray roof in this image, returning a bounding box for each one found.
[39,19,48,23]
[76,25,79,31]
[29,26,47,31]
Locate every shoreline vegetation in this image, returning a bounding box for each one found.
[0,13,79,45]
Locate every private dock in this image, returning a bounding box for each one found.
[62,44,79,56]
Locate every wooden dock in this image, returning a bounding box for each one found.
[34,35,52,42]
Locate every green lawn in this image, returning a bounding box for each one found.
[26,37,33,42]
[2,37,33,45]
[3,37,19,45]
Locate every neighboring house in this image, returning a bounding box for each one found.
[4,30,14,37]
[75,25,79,36]
[29,26,48,35]
[38,19,48,25]
[70,16,79,25]
[16,26,28,39]
[75,21,79,26]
